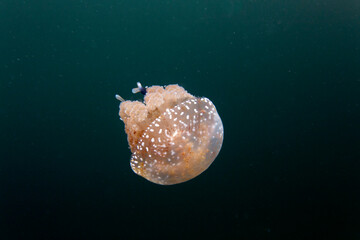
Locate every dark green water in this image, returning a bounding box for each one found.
[1,0,360,239]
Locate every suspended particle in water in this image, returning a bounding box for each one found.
[116,82,224,185]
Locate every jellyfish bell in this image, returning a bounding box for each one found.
[116,83,224,185]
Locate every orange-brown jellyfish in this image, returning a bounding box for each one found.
[116,82,223,185]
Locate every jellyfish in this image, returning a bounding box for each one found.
[116,82,224,185]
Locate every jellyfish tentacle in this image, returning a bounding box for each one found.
[115,94,125,102]
[132,82,147,95]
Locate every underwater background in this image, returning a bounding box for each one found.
[1,0,360,239]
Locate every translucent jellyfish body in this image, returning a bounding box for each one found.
[116,83,223,185]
